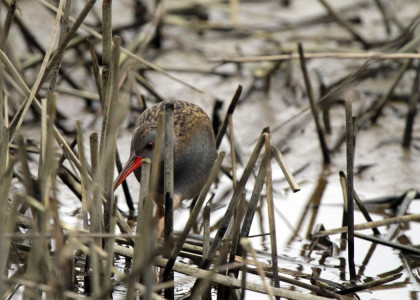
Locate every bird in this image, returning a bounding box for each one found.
[114,100,217,233]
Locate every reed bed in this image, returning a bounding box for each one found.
[1,0,420,299]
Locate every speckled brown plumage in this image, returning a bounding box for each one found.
[136,100,213,155]
[116,100,217,210]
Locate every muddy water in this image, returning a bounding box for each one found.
[9,0,420,299]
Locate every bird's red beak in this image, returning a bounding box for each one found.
[114,154,143,191]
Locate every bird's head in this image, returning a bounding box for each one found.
[113,123,176,191]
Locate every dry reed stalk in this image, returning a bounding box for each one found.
[298,42,330,164]
[160,151,225,280]
[9,0,64,141]
[201,129,267,270]
[41,0,97,86]
[344,98,356,281]
[37,0,209,96]
[312,213,420,238]
[239,146,268,243]
[210,52,420,64]
[228,115,238,189]
[0,0,16,49]
[384,189,417,241]
[370,59,411,123]
[403,62,420,147]
[355,233,420,256]
[102,35,122,295]
[0,169,17,296]
[89,132,103,249]
[271,145,300,192]
[240,238,275,299]
[139,159,157,300]
[215,85,241,149]
[163,102,175,299]
[22,195,52,298]
[263,131,280,294]
[126,159,152,300]
[339,171,380,236]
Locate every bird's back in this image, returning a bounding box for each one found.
[137,100,217,203]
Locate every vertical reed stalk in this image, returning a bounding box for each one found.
[127,159,151,300]
[345,98,356,281]
[216,85,242,149]
[76,121,89,229]
[0,0,17,49]
[263,131,280,294]
[202,129,267,268]
[297,42,330,164]
[161,152,225,280]
[163,103,175,299]
[228,115,237,189]
[0,158,15,296]
[103,36,121,295]
[89,132,103,246]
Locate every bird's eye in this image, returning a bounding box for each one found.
[145,142,154,150]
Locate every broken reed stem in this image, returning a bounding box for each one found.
[239,146,268,242]
[215,85,242,149]
[370,59,411,123]
[163,103,175,300]
[297,43,330,164]
[160,151,226,281]
[271,145,300,192]
[312,213,420,238]
[339,171,380,236]
[345,97,356,281]
[263,131,280,294]
[384,189,417,241]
